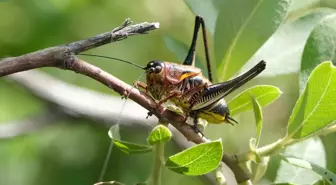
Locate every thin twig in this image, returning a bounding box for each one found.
[0,19,248,183]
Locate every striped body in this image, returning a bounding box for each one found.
[146,61,230,124]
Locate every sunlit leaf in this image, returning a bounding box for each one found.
[147,125,172,145]
[228,85,281,116]
[300,14,336,92]
[166,139,223,176]
[280,154,336,185]
[288,62,336,139]
[214,0,291,81]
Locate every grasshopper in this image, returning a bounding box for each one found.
[135,16,266,132]
[80,16,266,133]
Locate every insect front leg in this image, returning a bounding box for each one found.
[157,90,182,107]
[134,81,148,92]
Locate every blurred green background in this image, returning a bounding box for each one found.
[1,0,336,185]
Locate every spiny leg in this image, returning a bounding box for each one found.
[183,15,213,82]
[148,90,183,118]
[157,90,182,107]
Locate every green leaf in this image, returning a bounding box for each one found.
[165,139,223,176]
[274,137,326,184]
[300,14,336,92]
[108,125,152,154]
[280,154,336,185]
[322,0,336,9]
[314,180,327,185]
[108,124,121,141]
[250,95,263,147]
[184,0,219,35]
[135,183,147,185]
[147,125,172,145]
[246,8,336,77]
[112,140,152,155]
[288,62,336,139]
[214,0,291,81]
[228,85,282,116]
[163,36,208,78]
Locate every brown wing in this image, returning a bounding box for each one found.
[164,62,201,84]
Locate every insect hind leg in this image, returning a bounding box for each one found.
[183,15,213,82]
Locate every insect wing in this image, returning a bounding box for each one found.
[164,62,201,84]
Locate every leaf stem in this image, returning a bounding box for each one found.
[237,137,288,163]
[149,143,165,185]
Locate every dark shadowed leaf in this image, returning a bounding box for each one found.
[300,14,336,92]
[108,125,152,154]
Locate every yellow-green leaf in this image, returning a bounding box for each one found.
[228,85,281,116]
[288,62,336,139]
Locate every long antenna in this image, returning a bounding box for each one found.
[78,53,146,70]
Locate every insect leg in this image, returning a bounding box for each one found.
[190,111,204,137]
[134,81,148,92]
[157,90,182,107]
[183,15,213,82]
[134,81,157,118]
[183,16,200,66]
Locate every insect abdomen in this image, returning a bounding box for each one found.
[196,99,230,124]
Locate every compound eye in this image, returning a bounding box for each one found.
[154,66,162,73]
[146,62,154,69]
[148,67,155,73]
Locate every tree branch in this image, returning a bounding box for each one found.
[0,19,248,183]
[0,19,159,77]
